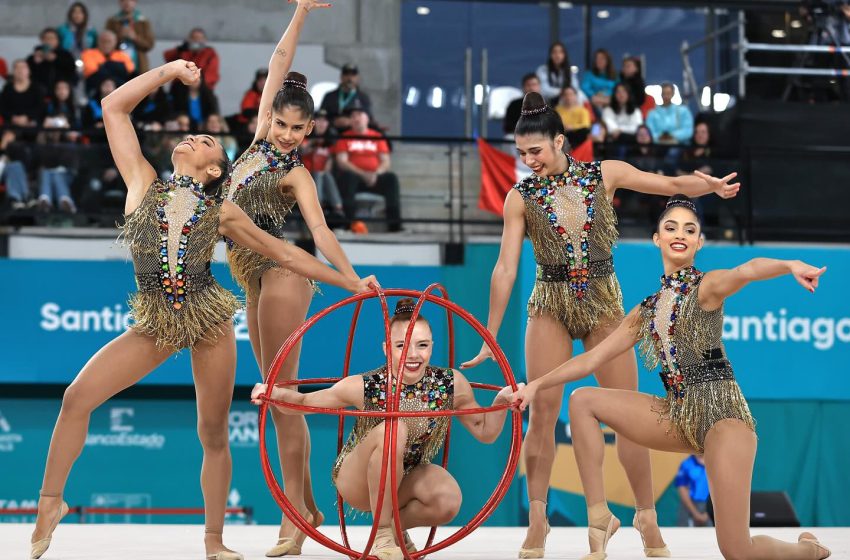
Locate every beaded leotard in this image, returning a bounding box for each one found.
[514,156,622,339]
[226,139,305,302]
[122,175,239,350]
[634,266,755,453]
[332,366,454,494]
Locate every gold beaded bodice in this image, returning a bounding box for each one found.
[635,266,754,451]
[332,366,454,484]
[121,176,238,350]
[514,156,623,339]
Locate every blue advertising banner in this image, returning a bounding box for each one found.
[1,241,848,399]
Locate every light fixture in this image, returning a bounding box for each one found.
[771,29,787,39]
[428,86,444,108]
[416,6,430,16]
[474,84,488,105]
[713,93,731,111]
[701,86,712,108]
[558,1,573,8]
[405,87,420,106]
[790,19,802,29]
[597,9,610,19]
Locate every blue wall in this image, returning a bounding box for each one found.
[2,240,849,527]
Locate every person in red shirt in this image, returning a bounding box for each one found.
[301,109,344,222]
[163,28,220,89]
[333,100,401,231]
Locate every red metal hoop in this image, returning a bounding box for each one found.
[257,285,522,560]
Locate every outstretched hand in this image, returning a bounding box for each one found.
[790,262,826,293]
[495,382,524,405]
[292,0,332,12]
[351,275,380,294]
[460,343,494,369]
[694,170,740,199]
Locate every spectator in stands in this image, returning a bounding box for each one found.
[554,85,591,148]
[646,82,693,145]
[36,116,79,213]
[105,0,155,74]
[163,28,220,89]
[320,63,372,131]
[239,68,267,121]
[203,113,238,160]
[602,83,643,151]
[0,129,32,209]
[132,85,171,129]
[626,124,661,173]
[81,30,134,94]
[581,48,618,111]
[0,57,7,82]
[504,73,541,136]
[619,56,646,108]
[170,78,219,129]
[536,41,583,103]
[57,2,98,58]
[82,78,116,129]
[165,112,191,132]
[675,455,712,527]
[27,28,78,91]
[302,108,344,222]
[333,100,401,232]
[675,120,715,189]
[45,80,81,129]
[0,60,45,127]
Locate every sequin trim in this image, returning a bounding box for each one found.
[537,257,614,282]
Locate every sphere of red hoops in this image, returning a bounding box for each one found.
[257,284,523,560]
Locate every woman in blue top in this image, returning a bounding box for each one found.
[581,49,618,112]
[57,2,98,58]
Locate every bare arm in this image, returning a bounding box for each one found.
[453,371,518,444]
[218,200,376,292]
[512,307,642,410]
[251,375,363,415]
[699,258,826,311]
[102,61,196,195]
[375,153,391,174]
[253,0,330,143]
[677,486,704,519]
[601,159,740,201]
[460,189,525,368]
[285,166,357,279]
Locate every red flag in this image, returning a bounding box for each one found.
[570,138,595,162]
[477,138,517,216]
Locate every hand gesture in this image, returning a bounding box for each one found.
[292,0,332,12]
[511,382,538,412]
[790,261,826,293]
[694,170,740,199]
[460,343,494,369]
[495,382,525,405]
[351,275,379,294]
[250,383,268,405]
[172,60,201,86]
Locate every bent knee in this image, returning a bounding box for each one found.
[568,386,600,413]
[61,384,96,417]
[432,487,462,524]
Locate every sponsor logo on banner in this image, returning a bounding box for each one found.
[85,407,166,450]
[39,302,251,342]
[723,309,850,351]
[90,493,152,523]
[0,498,38,522]
[229,410,259,448]
[0,409,23,452]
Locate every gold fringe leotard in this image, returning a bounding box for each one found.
[226,139,305,303]
[514,156,622,339]
[122,175,239,350]
[332,366,454,500]
[634,266,755,453]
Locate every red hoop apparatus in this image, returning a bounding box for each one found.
[257,284,522,560]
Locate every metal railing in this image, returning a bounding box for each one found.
[681,11,850,110]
